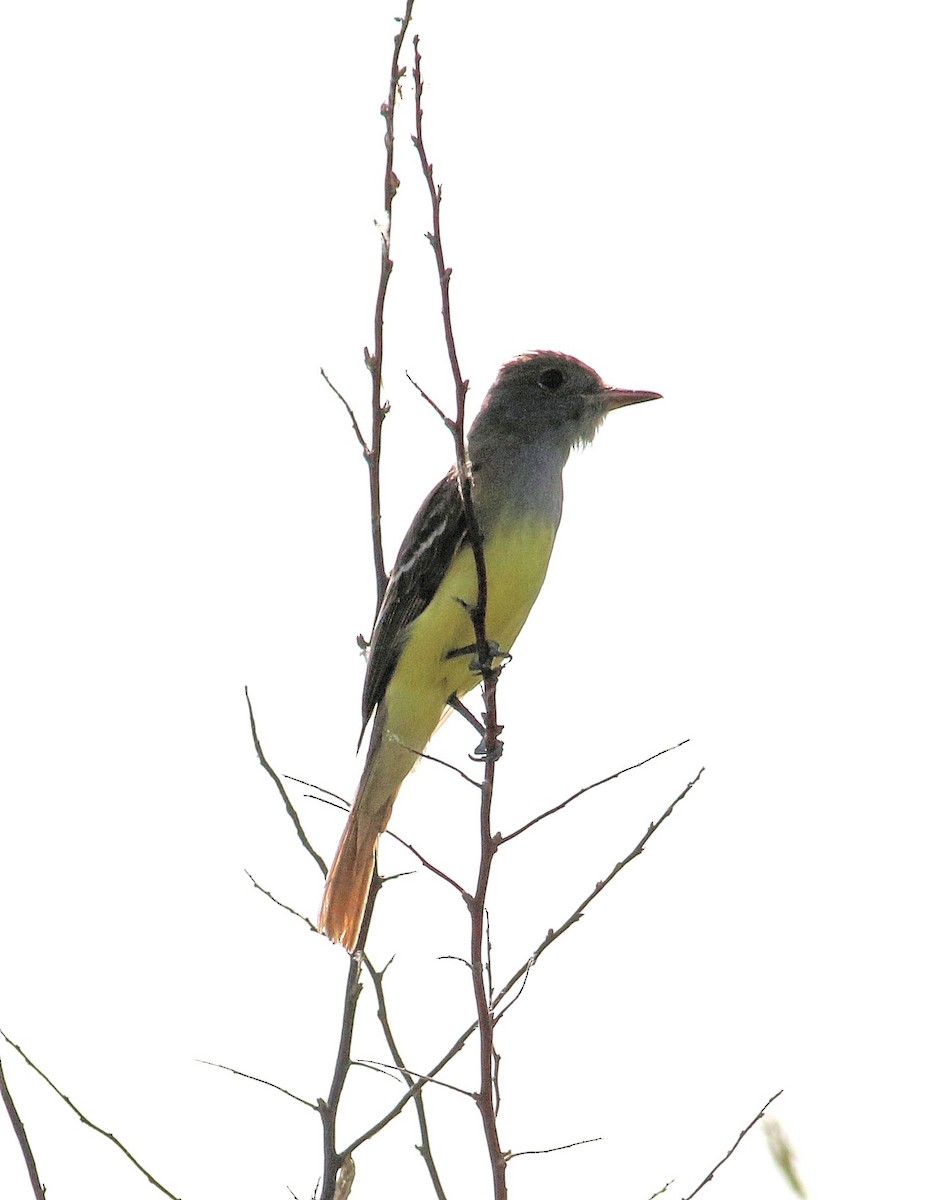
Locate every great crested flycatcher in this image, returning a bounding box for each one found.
[319,350,659,950]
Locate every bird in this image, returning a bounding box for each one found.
[318,350,660,950]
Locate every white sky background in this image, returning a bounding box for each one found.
[1,2,936,1198]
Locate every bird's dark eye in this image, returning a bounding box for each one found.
[538,367,564,391]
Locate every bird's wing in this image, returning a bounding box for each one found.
[361,468,467,735]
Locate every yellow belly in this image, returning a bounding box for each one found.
[382,516,557,751]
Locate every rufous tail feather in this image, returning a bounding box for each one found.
[319,702,424,951]
[317,798,389,951]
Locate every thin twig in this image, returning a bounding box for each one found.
[384,829,467,893]
[468,675,506,1194]
[320,873,380,1197]
[0,1054,44,1200]
[411,35,487,665]
[506,1136,602,1159]
[409,744,484,789]
[320,367,369,459]
[245,687,327,876]
[362,956,449,1198]
[682,1090,784,1200]
[500,738,690,843]
[405,369,456,432]
[244,870,317,929]
[340,771,701,1159]
[300,22,420,1196]
[361,1,418,609]
[283,774,349,807]
[491,956,535,1026]
[494,769,705,991]
[241,872,453,1199]
[413,36,508,1198]
[0,1029,182,1200]
[355,1059,475,1101]
[197,1058,320,1111]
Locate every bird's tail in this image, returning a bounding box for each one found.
[317,795,393,951]
[318,709,416,951]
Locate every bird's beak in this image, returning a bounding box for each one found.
[602,387,662,411]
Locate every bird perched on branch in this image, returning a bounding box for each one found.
[318,350,660,950]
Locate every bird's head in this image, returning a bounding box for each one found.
[469,351,660,457]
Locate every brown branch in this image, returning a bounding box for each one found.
[467,673,506,1196]
[411,40,468,437]
[320,872,381,1198]
[362,1,418,609]
[500,738,690,843]
[340,770,701,1160]
[320,367,369,459]
[0,1054,44,1200]
[197,1058,320,1112]
[242,871,452,1197]
[411,36,488,667]
[283,774,350,807]
[405,369,456,433]
[682,1090,784,1200]
[412,36,508,1198]
[355,1056,474,1102]
[245,687,328,876]
[0,1029,182,1200]
[506,1136,602,1160]
[497,769,705,984]
[406,744,483,789]
[244,870,318,929]
[384,829,466,894]
[287,779,469,895]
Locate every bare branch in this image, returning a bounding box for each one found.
[0,1054,44,1200]
[283,774,349,807]
[682,1090,784,1200]
[245,687,327,876]
[412,35,488,669]
[0,1029,182,1200]
[382,828,467,894]
[494,769,705,1003]
[361,0,419,608]
[412,37,507,1195]
[244,870,318,930]
[405,369,457,433]
[500,738,690,843]
[506,1136,602,1159]
[197,1058,320,1112]
[320,367,370,460]
[341,771,701,1159]
[361,957,449,1199]
[355,1058,475,1101]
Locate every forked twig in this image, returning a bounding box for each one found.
[500,738,690,843]
[0,1029,182,1200]
[340,769,702,1158]
[246,687,327,876]
[361,957,449,1199]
